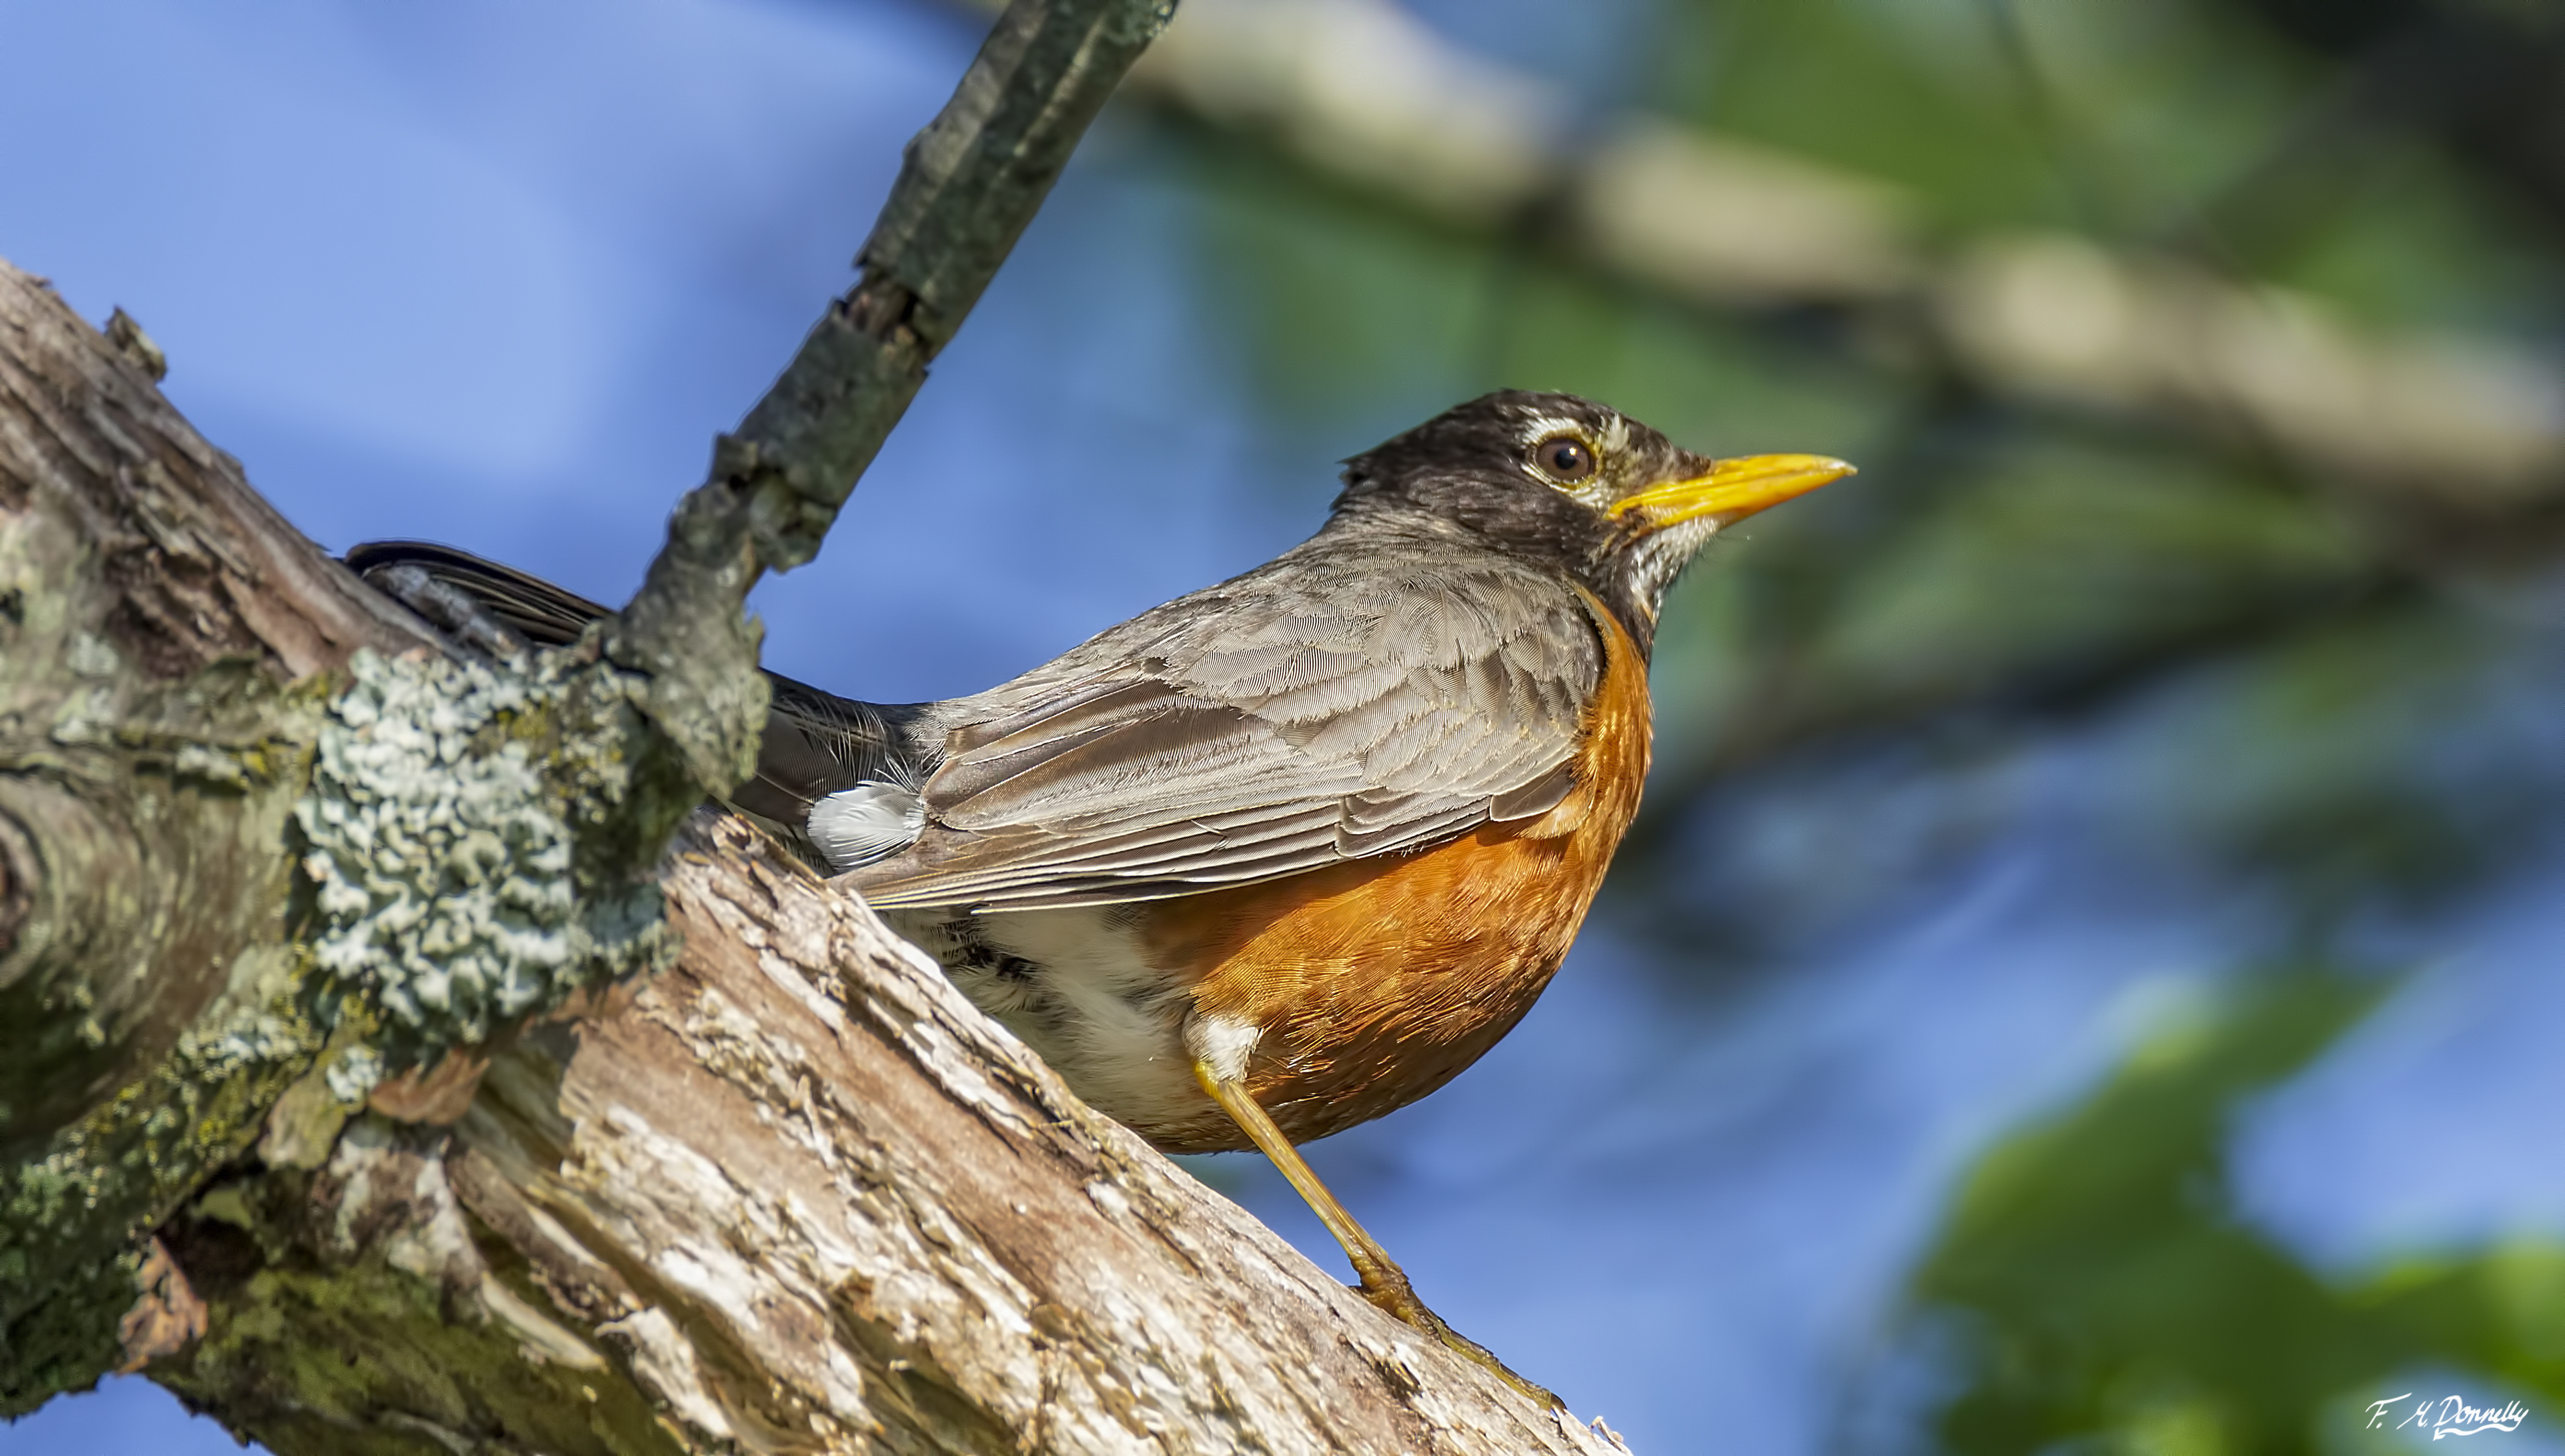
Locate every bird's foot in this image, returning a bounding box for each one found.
[1190,1062,1563,1410]
[1352,1266,1562,1410]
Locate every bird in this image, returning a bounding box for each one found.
[347,390,1852,1406]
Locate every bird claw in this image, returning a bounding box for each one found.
[1353,1272,1563,1410]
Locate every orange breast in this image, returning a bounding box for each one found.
[1138,601,1653,1152]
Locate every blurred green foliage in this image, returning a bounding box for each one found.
[1900,973,2565,1456]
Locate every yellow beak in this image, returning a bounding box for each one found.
[1608,453,1855,531]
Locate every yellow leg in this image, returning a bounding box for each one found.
[1193,1062,1561,1410]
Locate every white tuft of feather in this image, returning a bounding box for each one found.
[1183,1012,1263,1084]
[805,782,926,871]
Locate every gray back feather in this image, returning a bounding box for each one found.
[848,522,1610,911]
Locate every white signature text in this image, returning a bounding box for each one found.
[2366,1394,2529,1441]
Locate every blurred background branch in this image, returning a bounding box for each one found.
[1099,0,2565,543]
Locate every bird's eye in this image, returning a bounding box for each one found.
[1530,435,1596,483]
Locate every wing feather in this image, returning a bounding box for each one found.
[848,543,1613,911]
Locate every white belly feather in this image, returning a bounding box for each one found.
[882,905,1210,1134]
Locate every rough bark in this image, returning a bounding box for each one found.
[154,814,1626,1455]
[0,283,431,1149]
[1,261,438,1400]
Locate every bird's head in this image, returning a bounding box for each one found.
[1333,390,1853,649]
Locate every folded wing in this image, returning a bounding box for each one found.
[847,554,1606,912]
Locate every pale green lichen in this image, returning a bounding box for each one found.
[295,651,666,1071]
[323,1044,389,1103]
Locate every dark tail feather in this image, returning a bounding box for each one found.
[345,540,929,836]
[344,539,613,653]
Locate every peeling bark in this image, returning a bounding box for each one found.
[156,816,1624,1455]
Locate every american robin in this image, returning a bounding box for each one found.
[349,390,1851,1405]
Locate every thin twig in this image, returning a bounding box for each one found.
[610,0,1174,793]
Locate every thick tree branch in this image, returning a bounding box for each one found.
[153,814,1626,1455]
[1,261,438,1400]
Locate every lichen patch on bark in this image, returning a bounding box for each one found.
[295,650,672,1076]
